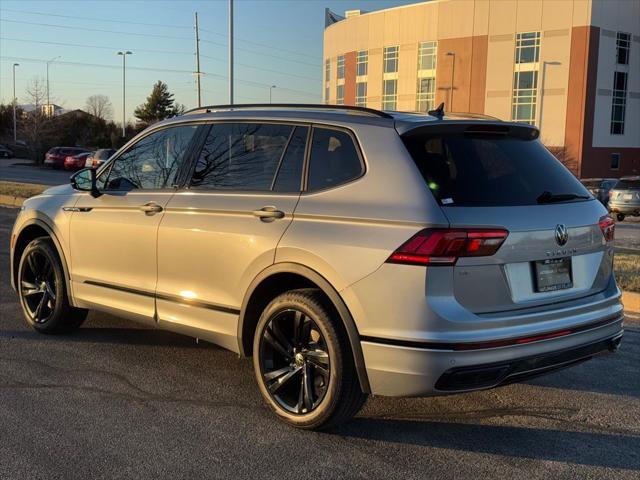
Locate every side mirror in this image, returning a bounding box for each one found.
[71,167,102,198]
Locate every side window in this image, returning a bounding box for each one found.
[102,125,197,191]
[307,128,363,191]
[190,123,294,191]
[273,126,308,192]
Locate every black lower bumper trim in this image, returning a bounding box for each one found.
[434,334,623,392]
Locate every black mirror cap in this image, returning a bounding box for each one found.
[70,167,102,198]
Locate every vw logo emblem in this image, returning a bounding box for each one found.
[555,224,569,246]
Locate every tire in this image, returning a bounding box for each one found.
[17,237,88,334]
[253,288,367,430]
[617,213,625,222]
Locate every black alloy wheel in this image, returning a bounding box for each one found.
[259,308,331,414]
[20,249,57,324]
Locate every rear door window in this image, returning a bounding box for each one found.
[307,127,363,191]
[402,132,590,206]
[190,123,295,192]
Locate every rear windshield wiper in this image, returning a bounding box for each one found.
[537,191,591,204]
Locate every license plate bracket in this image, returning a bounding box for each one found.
[534,257,573,292]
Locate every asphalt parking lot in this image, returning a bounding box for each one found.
[0,159,72,186]
[0,205,639,479]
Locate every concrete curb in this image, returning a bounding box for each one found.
[622,291,640,314]
[0,194,25,207]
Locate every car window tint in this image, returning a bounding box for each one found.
[102,125,197,191]
[307,128,362,191]
[190,123,294,191]
[402,133,590,206]
[273,126,308,192]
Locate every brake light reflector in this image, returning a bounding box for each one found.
[599,215,615,242]
[387,228,509,266]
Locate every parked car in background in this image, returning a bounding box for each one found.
[0,144,15,158]
[581,178,619,206]
[85,148,116,168]
[10,104,623,430]
[44,147,91,169]
[64,152,94,171]
[608,176,640,221]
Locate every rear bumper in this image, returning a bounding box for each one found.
[361,314,623,397]
[609,203,640,215]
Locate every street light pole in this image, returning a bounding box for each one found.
[228,0,234,104]
[12,63,19,144]
[117,51,132,138]
[46,55,61,115]
[269,85,276,104]
[446,52,455,112]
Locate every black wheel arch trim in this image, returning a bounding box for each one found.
[238,262,371,394]
[11,218,72,301]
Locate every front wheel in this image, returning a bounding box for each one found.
[253,289,366,430]
[17,238,88,334]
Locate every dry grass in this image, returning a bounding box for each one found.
[0,181,48,198]
[614,253,640,293]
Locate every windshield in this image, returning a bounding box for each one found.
[402,133,591,206]
[615,180,640,190]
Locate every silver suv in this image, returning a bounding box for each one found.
[10,104,624,430]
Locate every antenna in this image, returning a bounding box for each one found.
[428,102,445,119]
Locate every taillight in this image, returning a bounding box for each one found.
[599,216,615,242]
[386,229,509,266]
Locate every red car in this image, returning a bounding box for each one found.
[44,147,90,169]
[64,151,94,171]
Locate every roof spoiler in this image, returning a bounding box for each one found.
[399,121,540,140]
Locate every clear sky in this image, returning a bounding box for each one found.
[0,0,417,124]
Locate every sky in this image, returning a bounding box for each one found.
[0,0,418,124]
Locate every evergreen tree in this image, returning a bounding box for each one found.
[133,81,184,126]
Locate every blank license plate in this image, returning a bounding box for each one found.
[534,257,573,292]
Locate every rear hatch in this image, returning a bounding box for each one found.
[401,122,613,314]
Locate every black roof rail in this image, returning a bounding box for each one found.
[182,103,394,119]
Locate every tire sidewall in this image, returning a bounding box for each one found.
[17,239,66,332]
[253,293,345,428]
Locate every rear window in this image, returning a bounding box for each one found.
[581,180,602,188]
[616,180,640,190]
[402,133,590,206]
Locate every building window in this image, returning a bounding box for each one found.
[325,59,330,82]
[325,85,330,104]
[515,32,541,64]
[383,46,399,73]
[512,70,538,124]
[355,82,367,107]
[336,84,344,105]
[356,50,368,76]
[337,55,345,80]
[616,32,631,65]
[610,71,627,135]
[418,41,437,71]
[610,153,620,170]
[382,79,397,110]
[416,78,436,112]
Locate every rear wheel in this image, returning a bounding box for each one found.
[253,288,366,430]
[616,213,625,221]
[18,238,87,334]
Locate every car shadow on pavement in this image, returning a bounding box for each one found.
[0,327,222,350]
[335,418,640,470]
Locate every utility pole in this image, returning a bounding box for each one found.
[12,63,19,144]
[194,12,202,107]
[117,51,133,137]
[46,56,61,117]
[269,85,276,103]
[228,0,234,104]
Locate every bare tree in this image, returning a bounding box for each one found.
[85,94,113,120]
[22,78,49,163]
